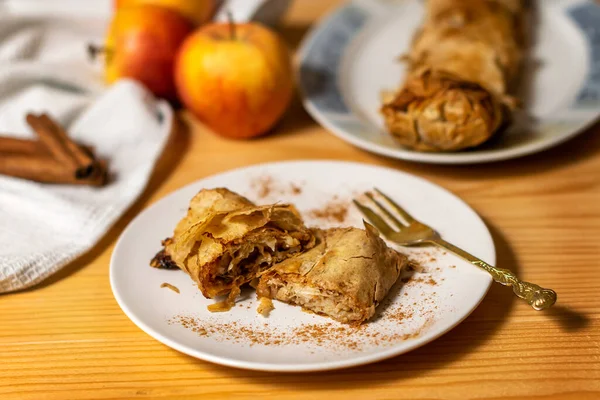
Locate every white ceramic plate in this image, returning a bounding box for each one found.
[110,161,494,372]
[297,0,600,164]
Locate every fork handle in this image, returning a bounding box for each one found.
[432,238,557,310]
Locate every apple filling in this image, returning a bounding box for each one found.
[204,230,307,299]
[257,274,367,324]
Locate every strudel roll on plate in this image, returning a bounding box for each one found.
[257,223,407,324]
[150,188,315,310]
[381,0,526,151]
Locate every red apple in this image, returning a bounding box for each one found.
[175,22,294,139]
[100,5,193,100]
[114,0,215,26]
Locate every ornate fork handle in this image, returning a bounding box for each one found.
[433,239,557,310]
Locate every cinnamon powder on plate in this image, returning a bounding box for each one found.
[308,199,349,223]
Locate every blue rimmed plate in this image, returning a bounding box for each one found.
[297,0,600,164]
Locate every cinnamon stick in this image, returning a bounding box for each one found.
[25,113,79,175]
[0,114,107,186]
[0,154,106,186]
[39,113,95,178]
[0,137,44,154]
[87,159,108,186]
[26,113,95,178]
[0,137,95,156]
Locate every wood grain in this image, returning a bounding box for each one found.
[1,1,599,399]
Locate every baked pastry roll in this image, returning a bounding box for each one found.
[150,188,315,309]
[256,223,407,324]
[381,0,526,151]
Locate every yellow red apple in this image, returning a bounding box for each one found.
[114,0,215,26]
[101,5,193,100]
[174,22,294,139]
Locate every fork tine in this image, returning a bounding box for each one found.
[352,199,394,237]
[365,192,406,230]
[374,188,416,224]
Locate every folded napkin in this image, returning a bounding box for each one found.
[0,8,172,292]
[0,80,172,293]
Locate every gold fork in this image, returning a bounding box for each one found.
[353,188,557,311]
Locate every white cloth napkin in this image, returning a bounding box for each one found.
[0,80,172,293]
[0,9,173,293]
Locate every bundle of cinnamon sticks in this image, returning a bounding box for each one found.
[0,113,108,186]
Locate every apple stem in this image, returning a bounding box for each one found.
[87,44,115,63]
[226,10,236,40]
[87,44,105,60]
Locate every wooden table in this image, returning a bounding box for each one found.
[2,2,600,399]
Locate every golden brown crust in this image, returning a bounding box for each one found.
[382,0,525,151]
[151,188,315,300]
[381,69,508,152]
[257,224,407,324]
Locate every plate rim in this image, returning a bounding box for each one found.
[110,160,495,372]
[295,0,600,165]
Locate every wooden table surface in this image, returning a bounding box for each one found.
[2,2,600,399]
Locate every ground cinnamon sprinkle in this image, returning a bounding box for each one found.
[249,177,306,199]
[168,248,449,351]
[169,313,435,351]
[385,308,414,323]
[290,183,302,195]
[169,277,439,351]
[426,277,437,286]
[308,199,349,223]
[251,176,274,199]
[402,276,437,286]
